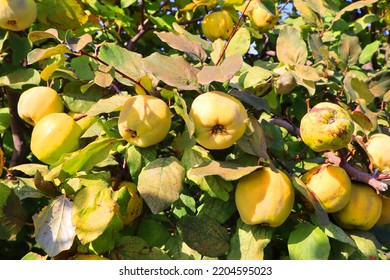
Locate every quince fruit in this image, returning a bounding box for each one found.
[274,70,297,95]
[249,4,278,33]
[376,196,390,225]
[31,113,83,164]
[365,133,390,171]
[189,91,248,150]
[301,164,351,213]
[118,95,171,147]
[332,182,382,231]
[0,0,37,31]
[300,102,354,152]
[113,181,143,226]
[201,11,234,41]
[18,87,64,126]
[235,167,295,227]
[72,254,109,260]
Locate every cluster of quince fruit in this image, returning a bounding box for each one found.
[199,2,279,42]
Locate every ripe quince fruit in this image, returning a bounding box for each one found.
[31,113,83,164]
[113,181,143,226]
[300,102,355,152]
[235,167,295,227]
[376,196,390,225]
[249,4,278,33]
[72,254,109,260]
[18,87,64,126]
[332,182,382,231]
[189,91,248,150]
[118,95,171,147]
[201,11,234,41]
[0,0,37,31]
[274,70,297,95]
[301,164,351,213]
[365,133,390,171]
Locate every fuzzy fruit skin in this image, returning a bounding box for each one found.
[18,87,64,126]
[118,95,171,147]
[275,71,297,95]
[300,102,354,152]
[201,11,234,41]
[189,91,248,150]
[376,196,390,225]
[31,113,83,164]
[365,133,390,171]
[332,182,382,231]
[235,167,295,227]
[301,164,351,213]
[249,5,278,33]
[0,0,37,31]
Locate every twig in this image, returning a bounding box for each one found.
[215,0,253,66]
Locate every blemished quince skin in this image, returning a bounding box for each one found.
[332,182,382,231]
[300,102,355,152]
[18,86,64,126]
[201,10,234,41]
[235,167,295,227]
[301,164,351,213]
[189,91,248,150]
[118,95,171,147]
[0,0,37,31]
[365,133,390,171]
[31,113,83,164]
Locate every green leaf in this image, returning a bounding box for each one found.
[338,34,362,67]
[343,75,374,103]
[37,0,88,30]
[353,14,379,34]
[189,160,262,181]
[237,115,270,160]
[28,29,60,43]
[293,65,321,82]
[238,66,272,89]
[225,27,251,57]
[142,52,200,91]
[34,171,62,198]
[227,219,273,260]
[109,236,171,260]
[138,157,185,214]
[125,145,157,185]
[173,90,195,137]
[0,68,41,89]
[229,90,270,112]
[70,56,98,81]
[0,183,27,239]
[137,218,171,248]
[172,22,212,52]
[366,70,390,100]
[21,252,47,260]
[288,222,331,260]
[351,98,378,132]
[276,26,308,65]
[293,0,322,26]
[1,177,44,200]
[59,138,118,177]
[85,95,130,116]
[197,197,237,224]
[0,107,10,133]
[359,41,380,64]
[155,31,207,61]
[9,163,49,177]
[349,230,380,259]
[27,45,72,65]
[90,216,123,254]
[177,215,229,257]
[72,185,116,244]
[181,146,233,201]
[197,54,243,85]
[98,42,144,85]
[33,195,76,257]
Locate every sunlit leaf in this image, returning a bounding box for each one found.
[72,185,116,244]
[228,219,273,260]
[138,157,185,214]
[366,70,390,100]
[330,0,378,29]
[276,26,308,65]
[343,75,374,103]
[27,45,72,65]
[338,34,362,67]
[33,195,76,257]
[125,145,157,185]
[225,27,251,57]
[0,68,41,89]
[349,230,380,260]
[85,95,130,116]
[288,222,330,260]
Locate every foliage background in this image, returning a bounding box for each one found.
[0,0,389,260]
